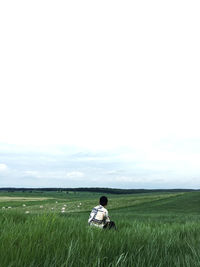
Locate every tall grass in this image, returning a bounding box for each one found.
[1,210,200,266]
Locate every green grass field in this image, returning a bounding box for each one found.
[1,190,200,266]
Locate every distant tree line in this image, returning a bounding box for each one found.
[0,187,198,194]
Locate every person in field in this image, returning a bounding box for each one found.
[88,196,116,230]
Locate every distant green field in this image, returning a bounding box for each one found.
[1,191,200,266]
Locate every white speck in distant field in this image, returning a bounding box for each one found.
[2,207,5,209]
[56,201,58,203]
[51,208,54,210]
[61,210,65,213]
[62,207,65,210]
[40,205,43,208]
[80,203,82,205]
[23,204,26,207]
[25,211,30,214]
[8,206,11,209]
[63,204,67,207]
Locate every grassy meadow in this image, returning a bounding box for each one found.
[1,190,200,266]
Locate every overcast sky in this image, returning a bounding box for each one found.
[0,1,200,188]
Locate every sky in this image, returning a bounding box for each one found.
[0,0,200,189]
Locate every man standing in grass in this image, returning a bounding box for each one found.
[88,196,116,230]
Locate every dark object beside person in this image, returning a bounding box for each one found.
[103,221,117,230]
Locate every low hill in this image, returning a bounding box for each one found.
[114,191,200,215]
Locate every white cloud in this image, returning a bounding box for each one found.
[0,163,8,171]
[23,170,85,180]
[114,176,136,183]
[106,170,119,175]
[66,171,84,179]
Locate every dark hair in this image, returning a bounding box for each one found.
[100,196,108,206]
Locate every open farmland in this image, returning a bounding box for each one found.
[1,190,200,266]
[0,196,52,201]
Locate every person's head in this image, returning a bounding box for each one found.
[99,196,108,207]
